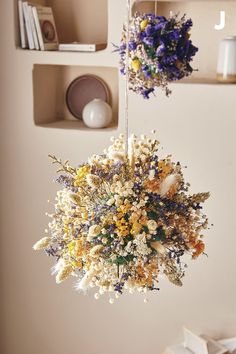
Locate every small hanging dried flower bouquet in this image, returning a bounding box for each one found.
[116,13,198,98]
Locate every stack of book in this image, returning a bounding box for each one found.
[18,1,58,50]
[164,328,236,354]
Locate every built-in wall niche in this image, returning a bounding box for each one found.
[133,1,236,83]
[33,64,119,130]
[15,0,108,49]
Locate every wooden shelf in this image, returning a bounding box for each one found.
[174,76,236,85]
[133,1,236,84]
[16,46,117,67]
[36,120,118,131]
[15,0,108,48]
[33,64,119,130]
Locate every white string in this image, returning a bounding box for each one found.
[124,0,131,156]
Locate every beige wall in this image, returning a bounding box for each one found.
[1,1,236,354]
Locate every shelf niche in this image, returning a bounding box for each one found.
[15,0,108,49]
[133,1,236,83]
[33,64,119,130]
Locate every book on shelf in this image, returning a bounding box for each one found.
[28,5,39,50]
[18,0,27,48]
[18,1,58,51]
[35,6,58,50]
[32,6,44,51]
[58,42,107,52]
[22,2,35,49]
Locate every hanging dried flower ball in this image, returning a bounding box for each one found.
[33,134,209,303]
[116,13,198,99]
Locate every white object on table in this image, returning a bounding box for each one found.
[82,99,112,129]
[217,36,236,83]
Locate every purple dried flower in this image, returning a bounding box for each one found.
[142,65,152,78]
[142,88,155,99]
[155,22,166,31]
[129,40,137,51]
[156,43,165,56]
[145,24,156,36]
[143,36,155,47]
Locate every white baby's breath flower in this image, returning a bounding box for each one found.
[125,181,134,189]
[102,237,108,244]
[106,198,115,206]
[88,225,101,237]
[108,151,125,162]
[75,268,97,291]
[140,154,146,162]
[86,174,101,188]
[149,169,155,180]
[147,220,158,232]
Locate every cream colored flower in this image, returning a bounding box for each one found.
[108,151,125,162]
[76,268,97,291]
[86,174,101,188]
[125,181,134,189]
[151,241,165,254]
[90,245,103,256]
[56,264,73,284]
[149,169,155,180]
[88,225,101,237]
[147,220,158,232]
[106,198,115,206]
[159,174,179,197]
[33,237,50,251]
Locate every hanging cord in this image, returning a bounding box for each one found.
[124,0,131,156]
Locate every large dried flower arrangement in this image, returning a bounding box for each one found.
[116,13,198,99]
[33,134,209,303]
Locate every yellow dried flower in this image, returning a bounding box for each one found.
[140,19,148,30]
[74,165,90,186]
[158,160,172,178]
[131,222,142,235]
[132,58,142,72]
